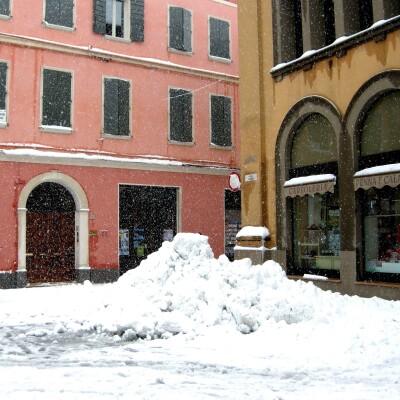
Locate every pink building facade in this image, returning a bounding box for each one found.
[0,0,239,288]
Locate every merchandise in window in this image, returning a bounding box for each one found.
[362,187,400,280]
[292,191,340,278]
[0,0,10,16]
[169,88,192,143]
[209,17,230,60]
[169,6,192,53]
[211,95,232,147]
[0,62,7,125]
[44,0,74,28]
[41,69,72,129]
[93,0,144,42]
[103,78,130,136]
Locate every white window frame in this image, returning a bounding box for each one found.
[0,59,9,128]
[42,0,76,32]
[168,86,194,146]
[209,93,233,149]
[208,15,232,63]
[167,5,194,56]
[105,0,131,41]
[102,75,132,139]
[0,0,12,20]
[39,66,74,134]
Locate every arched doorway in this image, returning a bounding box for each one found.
[26,182,76,283]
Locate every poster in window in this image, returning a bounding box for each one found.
[163,229,174,242]
[119,229,129,256]
[0,109,6,123]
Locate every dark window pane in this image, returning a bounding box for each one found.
[0,0,10,16]
[211,95,232,147]
[170,88,192,143]
[115,0,124,38]
[0,62,7,112]
[42,69,72,127]
[104,78,130,136]
[45,0,74,28]
[210,18,230,59]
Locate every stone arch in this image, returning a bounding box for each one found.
[18,171,89,279]
[275,96,343,264]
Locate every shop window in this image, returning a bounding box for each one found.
[169,88,193,144]
[41,68,72,131]
[209,17,230,60]
[324,0,336,46]
[0,0,10,17]
[359,0,373,30]
[288,113,340,278]
[93,0,144,42]
[44,0,74,28]
[169,6,192,53]
[103,77,130,137]
[210,95,232,147]
[0,61,8,127]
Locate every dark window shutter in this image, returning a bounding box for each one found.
[45,0,74,28]
[131,0,144,42]
[104,78,119,135]
[182,9,192,52]
[118,79,130,135]
[211,95,232,147]
[42,69,72,127]
[93,0,106,34]
[0,0,10,16]
[169,7,183,51]
[210,18,230,59]
[0,62,7,111]
[170,89,192,143]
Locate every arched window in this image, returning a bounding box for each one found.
[286,113,340,278]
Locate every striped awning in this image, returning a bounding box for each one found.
[354,164,400,191]
[284,174,336,198]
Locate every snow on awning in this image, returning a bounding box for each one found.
[354,163,400,191]
[283,174,336,198]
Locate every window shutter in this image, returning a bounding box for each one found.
[131,0,144,42]
[118,79,130,135]
[181,90,192,142]
[60,0,74,28]
[211,96,231,147]
[104,78,119,135]
[93,0,106,34]
[210,18,230,59]
[170,89,192,143]
[0,0,10,16]
[169,7,183,51]
[0,63,7,111]
[182,9,192,52]
[219,20,230,59]
[223,97,232,146]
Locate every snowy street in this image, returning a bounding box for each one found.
[1,234,399,399]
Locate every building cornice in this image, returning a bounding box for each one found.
[0,32,239,84]
[0,148,239,177]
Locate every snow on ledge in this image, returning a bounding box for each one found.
[354,163,400,177]
[303,274,329,281]
[284,174,336,187]
[236,226,270,239]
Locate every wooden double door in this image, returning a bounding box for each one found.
[26,211,75,283]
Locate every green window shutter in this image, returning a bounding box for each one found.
[0,62,7,111]
[42,69,72,127]
[93,0,106,34]
[104,78,119,135]
[210,18,230,59]
[131,0,144,42]
[118,79,130,135]
[211,96,232,147]
[0,0,10,16]
[170,89,192,143]
[182,9,192,52]
[45,0,74,28]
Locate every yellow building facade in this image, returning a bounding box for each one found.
[236,0,400,299]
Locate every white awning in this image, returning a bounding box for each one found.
[354,163,400,191]
[283,174,336,198]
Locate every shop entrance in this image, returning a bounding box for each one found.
[26,182,76,283]
[119,185,178,274]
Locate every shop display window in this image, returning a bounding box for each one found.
[362,187,400,281]
[292,191,340,278]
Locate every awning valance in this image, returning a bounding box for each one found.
[354,163,400,191]
[284,174,336,198]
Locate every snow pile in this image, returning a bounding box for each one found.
[71,233,359,340]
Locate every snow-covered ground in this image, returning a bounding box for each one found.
[1,233,399,399]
